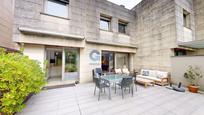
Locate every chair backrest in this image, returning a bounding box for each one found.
[96,68,102,75]
[121,77,133,87]
[93,68,103,78]
[115,68,122,74]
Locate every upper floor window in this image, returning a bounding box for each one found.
[118,21,127,34]
[183,10,191,29]
[44,0,69,18]
[100,15,111,31]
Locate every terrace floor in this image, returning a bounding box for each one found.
[17,83,204,115]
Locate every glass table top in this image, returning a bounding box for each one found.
[102,74,129,83]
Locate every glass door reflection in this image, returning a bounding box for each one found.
[64,48,79,81]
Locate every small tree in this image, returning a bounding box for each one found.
[184,65,203,86]
[0,49,46,114]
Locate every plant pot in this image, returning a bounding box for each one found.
[64,72,79,80]
[188,85,199,93]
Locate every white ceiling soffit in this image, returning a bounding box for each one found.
[178,40,204,49]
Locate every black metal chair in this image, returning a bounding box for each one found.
[93,68,103,78]
[115,77,134,99]
[95,68,103,75]
[129,72,137,91]
[93,68,103,82]
[94,77,111,101]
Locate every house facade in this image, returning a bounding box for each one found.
[12,0,204,83]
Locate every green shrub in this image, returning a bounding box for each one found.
[0,49,46,114]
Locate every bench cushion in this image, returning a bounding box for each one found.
[157,71,168,78]
[138,69,169,84]
[149,70,158,77]
[137,75,162,82]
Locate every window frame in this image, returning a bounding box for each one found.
[174,49,187,56]
[183,9,191,29]
[118,21,128,34]
[44,0,69,19]
[100,15,111,31]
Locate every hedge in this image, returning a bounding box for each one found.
[0,49,46,114]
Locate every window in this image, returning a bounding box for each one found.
[45,0,69,18]
[100,15,111,31]
[118,21,127,34]
[183,10,191,29]
[174,49,187,56]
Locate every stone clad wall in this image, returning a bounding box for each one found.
[85,0,137,46]
[193,0,204,40]
[0,0,15,50]
[175,0,195,42]
[132,0,176,72]
[13,0,137,48]
[188,49,204,56]
[13,0,86,44]
[132,0,199,72]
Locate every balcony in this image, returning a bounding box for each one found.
[183,27,193,42]
[91,30,137,48]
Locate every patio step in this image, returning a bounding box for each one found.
[43,83,75,90]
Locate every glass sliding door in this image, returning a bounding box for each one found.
[101,51,130,72]
[101,51,114,72]
[64,48,79,81]
[115,53,129,69]
[46,48,63,82]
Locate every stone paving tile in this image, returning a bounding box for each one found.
[191,104,204,115]
[57,110,81,115]
[141,106,169,115]
[17,83,204,115]
[20,101,59,113]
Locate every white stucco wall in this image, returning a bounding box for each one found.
[23,44,45,68]
[171,56,204,91]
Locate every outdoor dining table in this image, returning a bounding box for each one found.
[102,74,125,83]
[102,74,132,94]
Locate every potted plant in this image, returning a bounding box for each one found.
[65,64,77,72]
[184,65,203,93]
[64,64,78,80]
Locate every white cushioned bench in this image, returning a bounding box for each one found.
[137,69,170,86]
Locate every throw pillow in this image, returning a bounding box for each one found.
[142,70,149,76]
